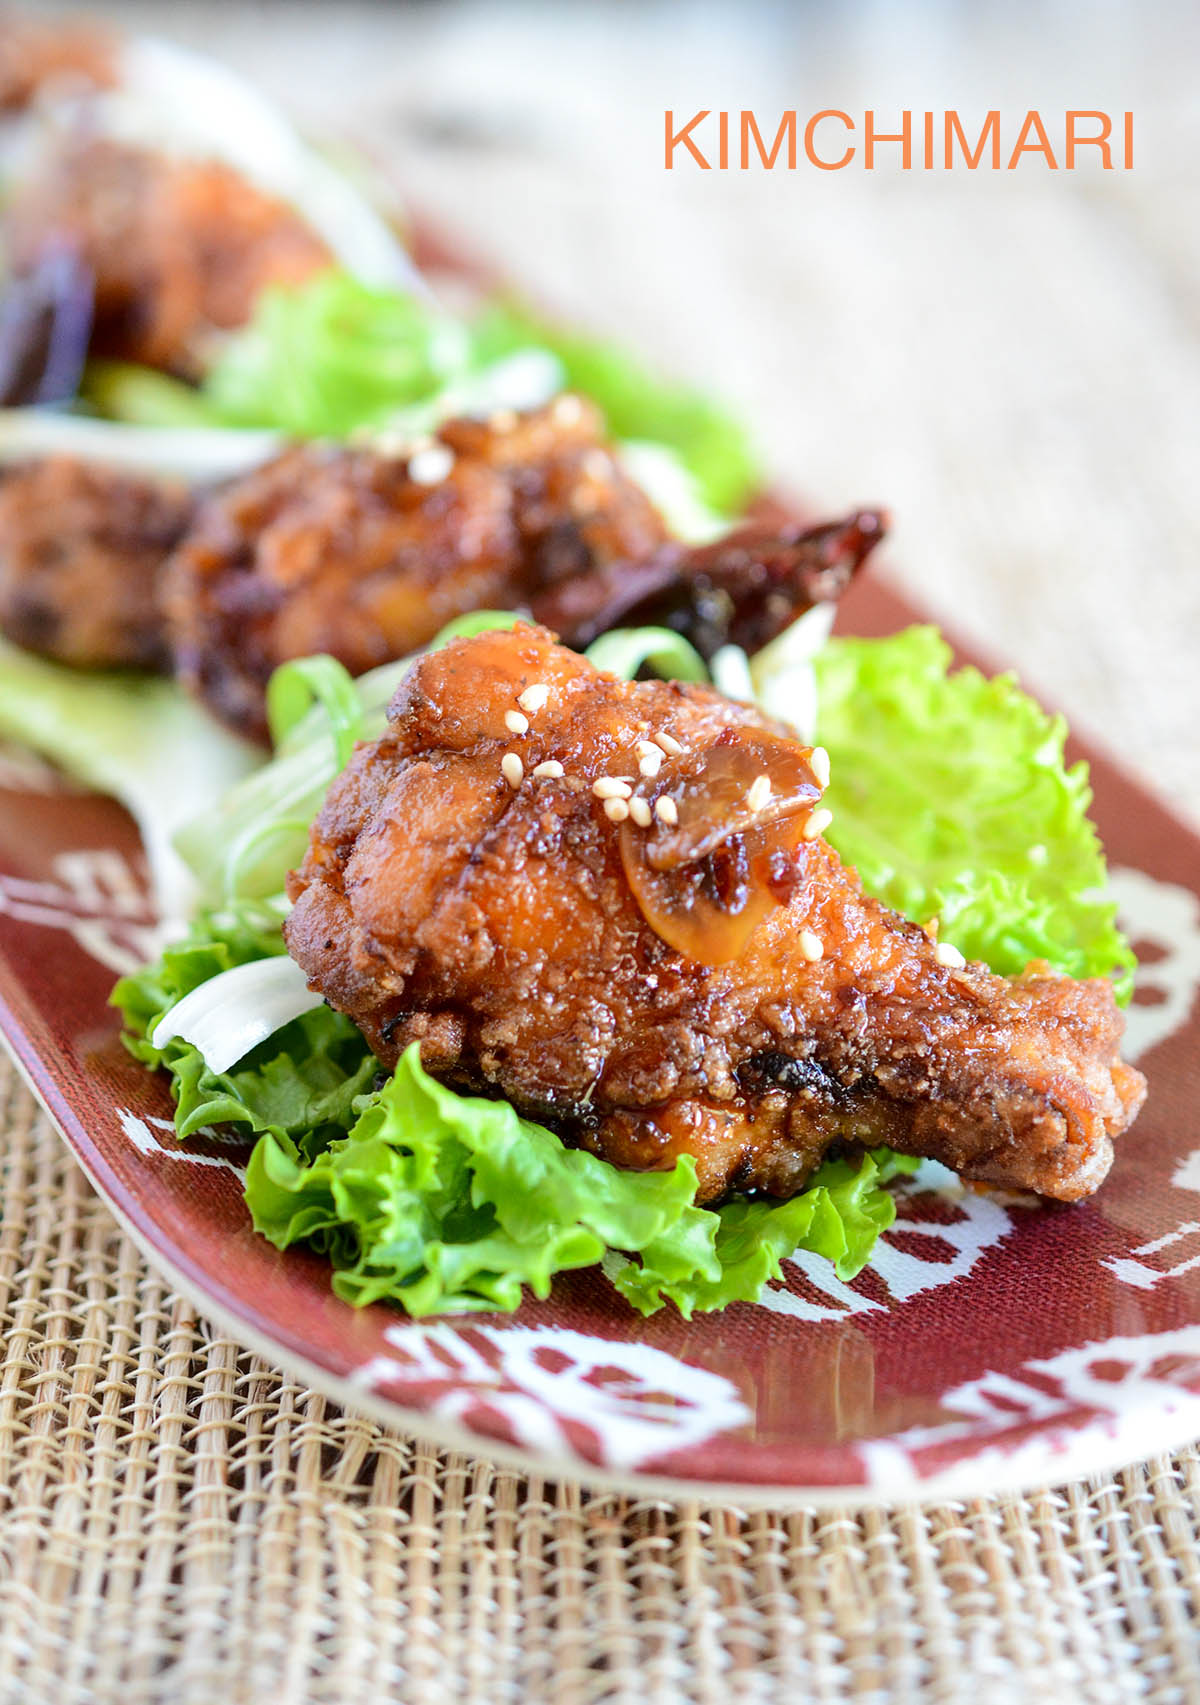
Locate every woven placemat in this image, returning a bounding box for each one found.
[0,1053,1197,1704]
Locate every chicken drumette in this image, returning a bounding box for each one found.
[3,135,331,377]
[165,396,884,740]
[0,454,191,668]
[285,623,1145,1205]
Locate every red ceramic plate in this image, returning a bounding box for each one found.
[2,556,1199,1507]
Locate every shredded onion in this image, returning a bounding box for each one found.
[0,410,282,481]
[152,954,323,1074]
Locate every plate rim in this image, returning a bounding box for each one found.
[8,1032,1200,1509]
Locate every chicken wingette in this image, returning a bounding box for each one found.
[284,623,1145,1205]
[165,396,883,739]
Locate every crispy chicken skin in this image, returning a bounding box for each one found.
[285,624,1145,1206]
[165,397,883,740]
[3,137,330,376]
[0,455,191,668]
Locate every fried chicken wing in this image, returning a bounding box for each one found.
[165,397,883,740]
[3,137,330,376]
[0,455,191,667]
[0,14,115,113]
[285,624,1145,1206]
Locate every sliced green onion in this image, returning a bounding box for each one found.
[81,361,224,428]
[176,612,528,906]
[266,654,364,765]
[428,610,525,648]
[585,627,710,684]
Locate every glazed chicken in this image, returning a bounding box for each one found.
[0,455,192,668]
[165,396,883,740]
[2,135,331,377]
[285,624,1146,1205]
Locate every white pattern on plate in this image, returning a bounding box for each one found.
[1111,864,1200,1062]
[0,851,158,975]
[118,1110,248,1182]
[859,1326,1200,1494]
[353,1322,751,1469]
[758,1161,1017,1323]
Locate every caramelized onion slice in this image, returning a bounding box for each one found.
[645,726,822,873]
[619,815,809,965]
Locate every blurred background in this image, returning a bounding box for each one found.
[32,0,1200,822]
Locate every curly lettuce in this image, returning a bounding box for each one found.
[809,627,1134,999]
[83,271,761,518]
[113,905,376,1151]
[114,927,912,1317]
[105,620,1132,1320]
[245,1045,914,1318]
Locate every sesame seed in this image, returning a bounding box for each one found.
[747,774,772,813]
[593,776,633,800]
[802,807,833,841]
[501,753,524,789]
[638,749,664,778]
[655,732,684,756]
[552,393,585,425]
[407,444,455,486]
[489,409,518,433]
[532,760,564,779]
[629,797,652,827]
[799,930,824,962]
[518,683,549,714]
[603,797,630,822]
[654,796,678,827]
[935,942,967,969]
[582,448,610,481]
[371,428,416,459]
[504,709,529,735]
[810,746,831,790]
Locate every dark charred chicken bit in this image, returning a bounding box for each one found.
[531,508,885,657]
[285,623,1146,1208]
[164,397,885,740]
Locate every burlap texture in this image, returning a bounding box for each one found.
[0,1052,1197,1704]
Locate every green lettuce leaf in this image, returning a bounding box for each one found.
[204,272,470,438]
[584,625,710,684]
[112,905,376,1149]
[810,627,1135,999]
[245,1043,912,1317]
[609,1149,916,1316]
[82,272,761,517]
[0,637,258,923]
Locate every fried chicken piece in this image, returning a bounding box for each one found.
[0,14,115,113]
[3,137,330,376]
[285,624,1145,1206]
[165,397,884,740]
[163,399,668,738]
[0,455,191,668]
